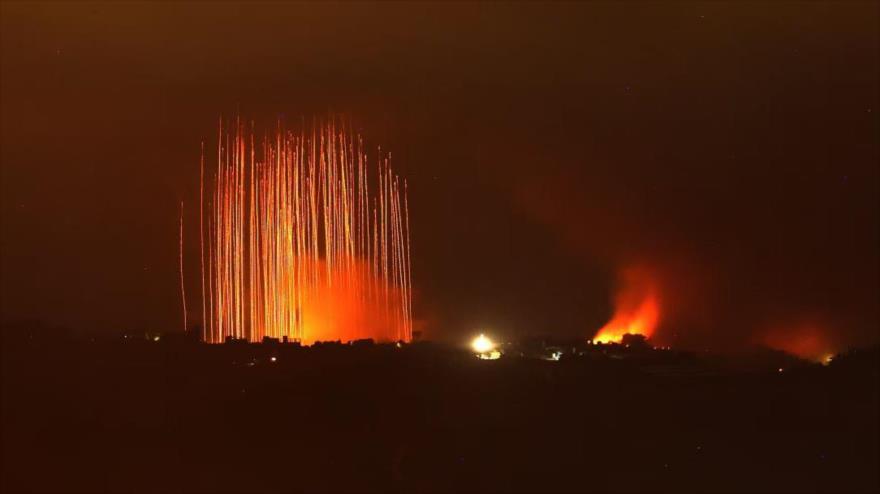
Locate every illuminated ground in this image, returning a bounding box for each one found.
[2,329,877,492]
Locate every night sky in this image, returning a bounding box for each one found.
[2,3,877,351]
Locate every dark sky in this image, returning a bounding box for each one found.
[2,2,877,351]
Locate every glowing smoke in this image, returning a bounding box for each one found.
[199,117,412,344]
[759,319,837,363]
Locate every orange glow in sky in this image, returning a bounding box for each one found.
[760,322,835,362]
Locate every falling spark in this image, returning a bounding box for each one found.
[199,142,207,339]
[199,117,413,344]
[179,201,187,333]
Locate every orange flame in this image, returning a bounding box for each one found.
[593,266,660,344]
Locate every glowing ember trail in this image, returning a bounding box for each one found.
[179,201,187,333]
[200,118,413,344]
[593,266,660,344]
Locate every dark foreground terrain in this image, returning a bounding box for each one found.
[2,328,878,493]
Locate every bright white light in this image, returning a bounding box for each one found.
[471,334,495,353]
[270,357,277,362]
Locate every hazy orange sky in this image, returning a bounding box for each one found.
[2,3,877,351]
